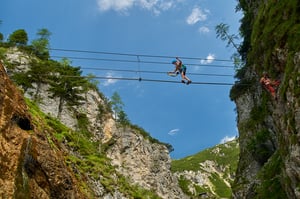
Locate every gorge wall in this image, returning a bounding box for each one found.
[232,0,300,198]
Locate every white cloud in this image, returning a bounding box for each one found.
[186,7,209,25]
[168,128,179,136]
[198,26,210,34]
[159,1,173,11]
[200,53,215,64]
[97,0,134,12]
[139,0,159,10]
[220,135,236,144]
[103,72,118,86]
[97,0,175,15]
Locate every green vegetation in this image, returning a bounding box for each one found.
[248,0,300,102]
[172,140,239,198]
[177,176,191,195]
[110,91,130,124]
[250,0,300,74]
[209,172,232,198]
[8,29,28,46]
[172,140,239,173]
[31,28,51,59]
[254,152,287,199]
[25,98,161,199]
[48,59,87,119]
[247,129,273,165]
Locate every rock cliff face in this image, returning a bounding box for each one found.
[0,62,85,198]
[107,126,186,199]
[232,0,300,198]
[1,48,186,198]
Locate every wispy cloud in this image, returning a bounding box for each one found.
[97,0,134,12]
[168,128,180,136]
[198,26,210,34]
[186,7,209,25]
[103,72,118,86]
[200,53,215,64]
[96,0,176,15]
[220,135,236,144]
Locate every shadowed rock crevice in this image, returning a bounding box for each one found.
[12,115,32,131]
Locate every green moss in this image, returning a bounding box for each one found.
[250,0,300,73]
[250,103,267,123]
[255,152,287,199]
[230,78,256,101]
[247,129,274,164]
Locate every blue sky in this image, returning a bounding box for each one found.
[1,0,242,159]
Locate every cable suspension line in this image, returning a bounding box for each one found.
[80,67,233,77]
[85,76,234,86]
[51,55,234,69]
[44,74,234,86]
[49,48,234,62]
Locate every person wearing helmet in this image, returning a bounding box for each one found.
[171,57,192,85]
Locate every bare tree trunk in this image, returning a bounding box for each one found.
[57,97,64,119]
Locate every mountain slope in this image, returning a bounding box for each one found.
[171,139,239,198]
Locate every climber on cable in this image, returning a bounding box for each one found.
[169,57,192,85]
[260,72,280,99]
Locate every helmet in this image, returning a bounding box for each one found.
[171,60,177,64]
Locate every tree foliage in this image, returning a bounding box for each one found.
[215,23,244,70]
[85,73,99,90]
[109,92,130,124]
[11,72,33,92]
[48,59,87,119]
[28,60,56,101]
[0,20,3,42]
[215,23,240,51]
[31,28,51,59]
[8,29,28,46]
[110,92,124,117]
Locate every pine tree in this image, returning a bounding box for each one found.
[31,28,51,59]
[28,60,55,101]
[48,59,87,119]
[110,91,124,120]
[110,92,130,124]
[8,29,28,46]
[11,72,33,92]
